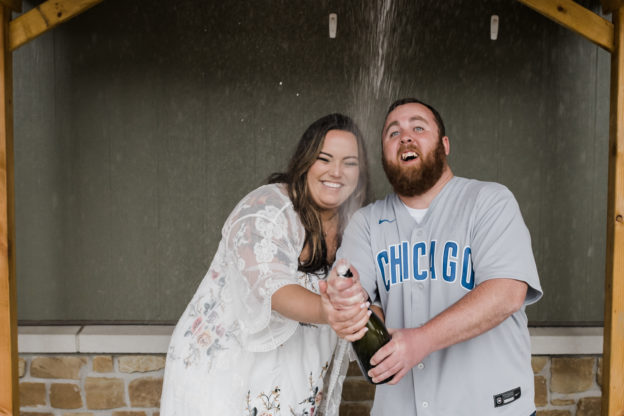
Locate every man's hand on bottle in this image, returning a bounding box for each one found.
[367,327,434,385]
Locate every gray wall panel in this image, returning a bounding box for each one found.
[13,0,610,323]
[14,28,64,318]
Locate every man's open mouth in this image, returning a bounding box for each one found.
[401,151,418,161]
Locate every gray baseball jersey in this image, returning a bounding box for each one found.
[337,176,542,416]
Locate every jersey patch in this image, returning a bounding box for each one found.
[493,387,521,408]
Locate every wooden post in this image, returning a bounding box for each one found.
[603,5,624,416]
[0,1,19,13]
[0,3,16,415]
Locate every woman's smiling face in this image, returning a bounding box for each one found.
[306,129,360,214]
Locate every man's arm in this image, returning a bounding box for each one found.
[368,278,528,384]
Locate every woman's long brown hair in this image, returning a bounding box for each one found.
[268,114,370,275]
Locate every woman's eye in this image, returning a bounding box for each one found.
[317,157,330,162]
[345,161,359,167]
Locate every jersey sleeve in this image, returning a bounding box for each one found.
[222,185,305,351]
[470,185,542,305]
[336,208,380,304]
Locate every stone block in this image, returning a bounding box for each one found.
[18,357,26,377]
[112,412,148,416]
[61,413,94,416]
[339,402,372,416]
[577,397,601,416]
[341,379,376,402]
[118,355,165,373]
[551,357,595,393]
[532,356,548,373]
[85,377,126,409]
[128,377,163,407]
[597,358,602,388]
[537,411,571,416]
[534,375,547,407]
[50,383,82,409]
[19,382,46,406]
[551,398,575,405]
[93,356,114,373]
[31,357,87,379]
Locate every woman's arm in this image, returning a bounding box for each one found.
[271,284,326,324]
[272,284,370,335]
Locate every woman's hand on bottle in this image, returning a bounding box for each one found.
[324,264,369,309]
[319,280,370,342]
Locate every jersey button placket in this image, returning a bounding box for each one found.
[410,229,426,331]
[411,228,430,414]
[413,363,429,413]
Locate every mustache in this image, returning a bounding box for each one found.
[397,144,421,155]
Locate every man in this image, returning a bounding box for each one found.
[322,98,542,415]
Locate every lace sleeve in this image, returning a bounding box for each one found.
[223,184,305,352]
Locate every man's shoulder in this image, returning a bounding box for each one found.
[354,193,398,218]
[452,176,507,191]
[450,176,513,201]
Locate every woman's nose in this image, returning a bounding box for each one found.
[329,161,342,177]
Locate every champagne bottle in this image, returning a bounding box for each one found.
[337,263,392,385]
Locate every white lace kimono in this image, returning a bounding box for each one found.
[160,184,348,416]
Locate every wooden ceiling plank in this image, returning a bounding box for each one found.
[8,0,103,51]
[518,0,614,52]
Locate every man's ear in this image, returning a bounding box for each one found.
[443,136,450,155]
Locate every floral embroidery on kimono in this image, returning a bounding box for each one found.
[160,184,348,416]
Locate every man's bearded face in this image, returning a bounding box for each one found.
[382,137,447,197]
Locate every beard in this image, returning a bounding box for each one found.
[382,138,447,197]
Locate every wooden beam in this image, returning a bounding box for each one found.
[0,0,20,13]
[603,6,624,415]
[0,3,17,415]
[517,0,614,52]
[8,0,103,51]
[602,0,624,14]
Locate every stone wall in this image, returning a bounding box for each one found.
[19,355,163,416]
[18,354,603,416]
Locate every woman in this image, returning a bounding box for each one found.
[160,113,370,415]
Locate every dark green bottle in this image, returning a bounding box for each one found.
[337,264,392,384]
